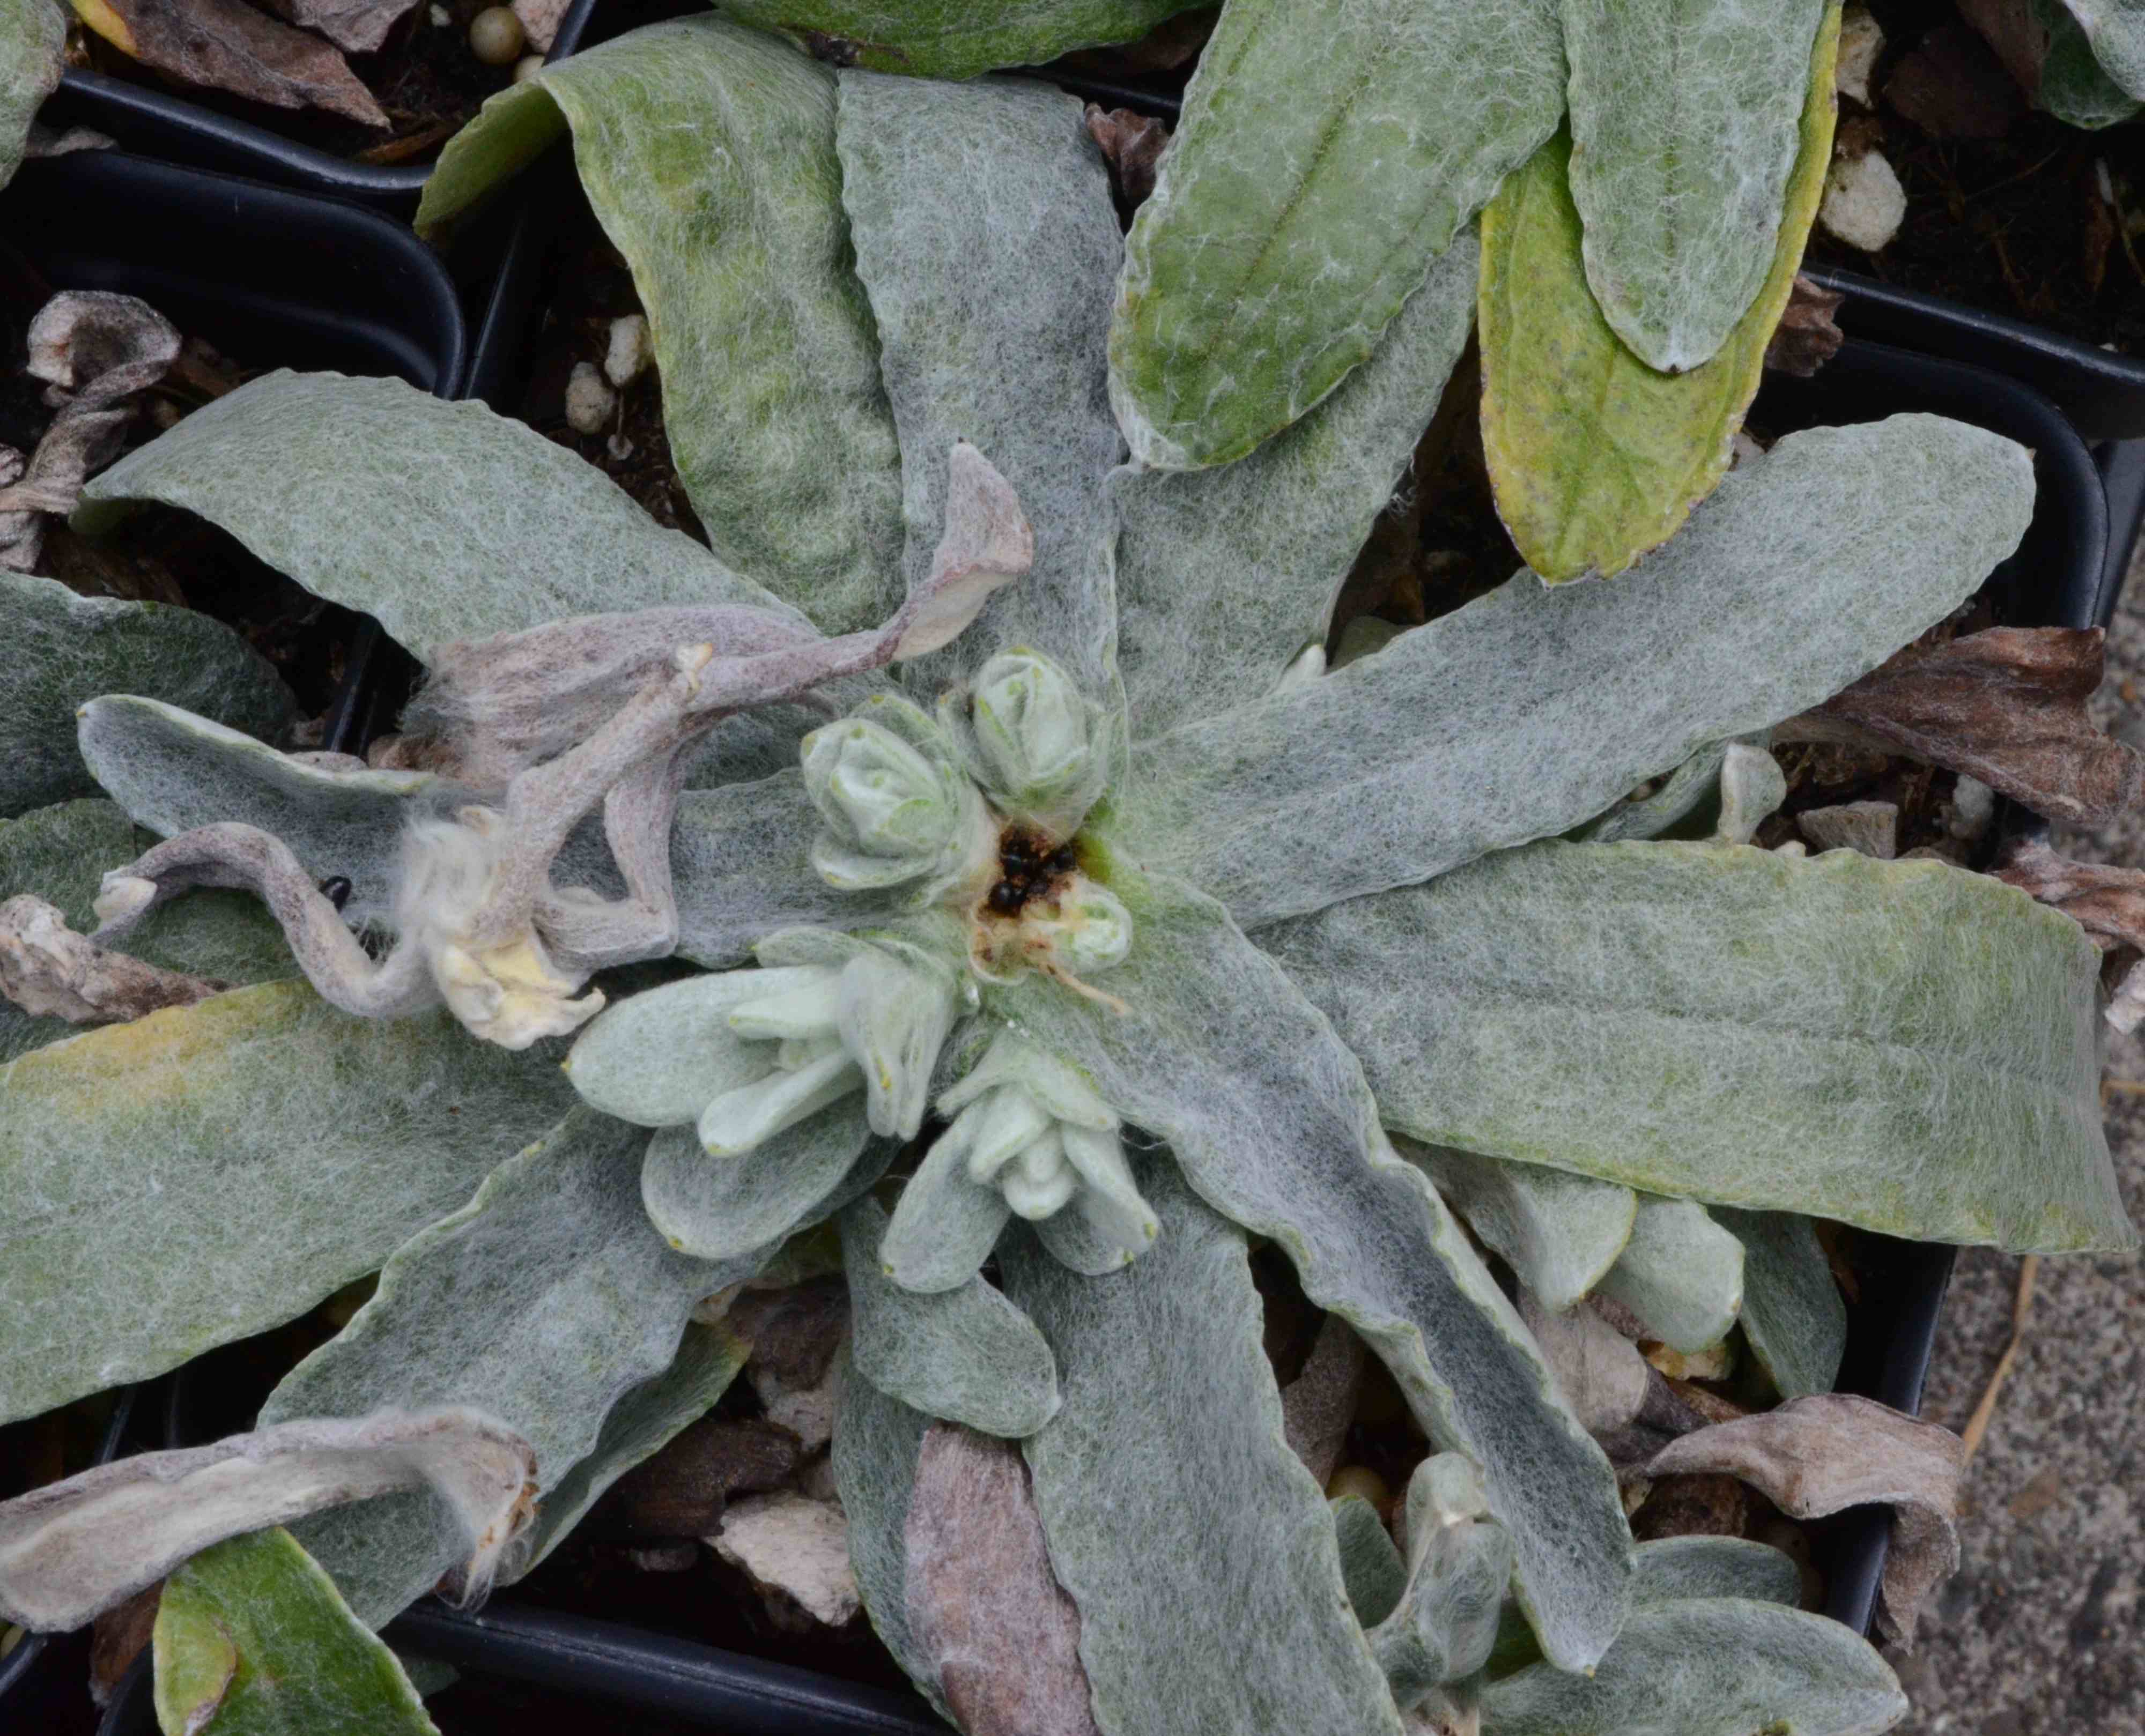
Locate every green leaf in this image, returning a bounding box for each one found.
[0,798,290,1063]
[1714,1207,1847,1399]
[1478,11,1840,581]
[0,0,63,190]
[1003,873,1632,1673]
[841,1196,1060,1437]
[2054,0,2145,98]
[1108,0,1563,469]
[707,0,1203,78]
[1118,415,2033,930]
[1000,1160,1408,1735]
[1404,1140,1635,1314]
[75,372,790,658]
[514,1317,751,1572]
[1331,1495,1407,1628]
[2,572,294,819]
[154,1529,438,1736]
[1112,233,1477,738]
[1261,838,2134,1254]
[643,1105,883,1260]
[835,70,1124,695]
[1593,1195,1743,1354]
[2036,0,2145,123]
[1631,1535,1802,1606]
[1481,1597,1906,1735]
[418,18,907,635]
[258,1109,756,1625]
[1561,0,1829,372]
[0,981,577,1426]
[1367,1458,1511,1705]
[673,770,904,969]
[826,1347,956,1725]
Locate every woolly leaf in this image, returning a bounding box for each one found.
[0,798,289,1063]
[2036,0,2144,123]
[842,1197,1060,1437]
[1478,12,1839,582]
[1332,1495,1407,1628]
[835,70,1123,694]
[1108,0,1563,469]
[829,1347,956,1725]
[154,1529,438,1736]
[706,0,1202,78]
[1116,416,2033,929]
[1631,1535,1803,1607]
[1481,1597,1905,1735]
[2,572,294,819]
[2055,0,2145,98]
[515,1318,751,1572]
[75,372,791,658]
[1404,1141,1635,1314]
[0,0,63,190]
[1593,1194,1744,1354]
[1715,1207,1846,1399]
[1002,873,1632,1672]
[1113,233,1478,737]
[417,19,906,634]
[1262,839,2133,1253]
[0,981,576,1426]
[1562,0,1830,372]
[259,1109,757,1625]
[1000,1160,1407,1734]
[643,1106,883,1261]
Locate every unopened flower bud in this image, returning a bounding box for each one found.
[802,710,982,897]
[956,649,1108,837]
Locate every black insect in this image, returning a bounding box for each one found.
[986,828,1076,917]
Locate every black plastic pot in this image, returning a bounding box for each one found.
[0,1388,138,1732]
[42,0,597,217]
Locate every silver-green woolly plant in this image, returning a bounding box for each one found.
[0,19,2136,1736]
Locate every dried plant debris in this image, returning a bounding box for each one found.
[0,894,225,1024]
[1994,837,2145,1029]
[263,0,424,55]
[590,1416,801,1539]
[1624,1393,1963,1648]
[1518,1291,1651,1438]
[0,1408,535,1631]
[1764,274,1846,377]
[1782,626,2145,827]
[905,1423,1100,1736]
[1084,103,1169,205]
[711,1489,859,1629]
[68,0,389,124]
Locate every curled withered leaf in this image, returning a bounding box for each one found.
[1083,104,1170,205]
[66,0,388,126]
[0,1408,535,1632]
[1281,1313,1366,1486]
[0,894,225,1023]
[258,0,424,54]
[1763,274,1845,377]
[1519,1291,1651,1438]
[1780,626,2145,827]
[1992,837,2145,1028]
[1624,1393,1963,1648]
[905,1423,1100,1736]
[26,291,181,405]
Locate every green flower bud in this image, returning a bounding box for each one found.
[956,649,1109,837]
[801,710,983,896]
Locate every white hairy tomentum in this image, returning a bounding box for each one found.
[949,649,1110,838]
[801,706,989,899]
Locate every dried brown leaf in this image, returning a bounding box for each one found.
[258,0,422,54]
[729,1276,850,1389]
[87,1582,159,1707]
[1519,1292,1651,1437]
[1782,626,2145,826]
[905,1423,1100,1736]
[1625,1393,1963,1648]
[592,1416,801,1538]
[0,894,225,1023]
[1884,23,2024,139]
[1994,836,2145,951]
[1763,275,1845,377]
[1083,104,1170,205]
[1279,1314,1366,1485]
[1626,1473,1748,1541]
[1955,0,2050,96]
[69,0,388,127]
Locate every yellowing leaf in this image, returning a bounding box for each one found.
[1477,6,1840,583]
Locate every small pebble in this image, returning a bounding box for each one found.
[1819,150,1906,252]
[565,360,616,435]
[1948,775,1995,841]
[1798,799,1899,859]
[1835,4,1884,107]
[511,53,544,82]
[468,5,526,66]
[428,3,448,24]
[1326,1464,1391,1514]
[604,313,653,388]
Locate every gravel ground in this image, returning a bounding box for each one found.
[1891,559,2145,1736]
